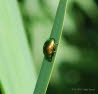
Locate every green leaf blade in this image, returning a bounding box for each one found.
[50,0,68,42]
[0,0,36,94]
[33,0,68,94]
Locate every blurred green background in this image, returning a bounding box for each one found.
[18,0,98,94]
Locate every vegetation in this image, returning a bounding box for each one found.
[33,0,68,94]
[0,0,98,94]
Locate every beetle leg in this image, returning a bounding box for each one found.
[49,55,52,62]
[53,50,56,53]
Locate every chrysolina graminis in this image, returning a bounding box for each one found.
[43,38,57,62]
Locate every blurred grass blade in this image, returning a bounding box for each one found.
[33,0,68,94]
[0,0,36,94]
[0,82,5,94]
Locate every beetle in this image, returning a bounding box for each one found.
[43,38,57,62]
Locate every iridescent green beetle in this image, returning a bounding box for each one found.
[43,38,57,62]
